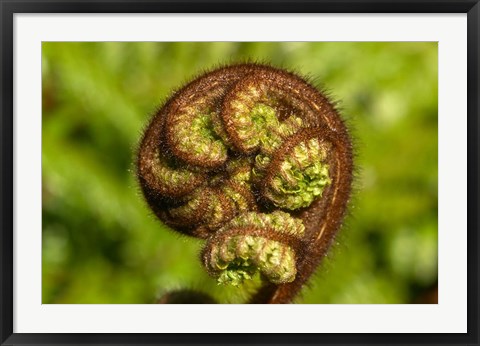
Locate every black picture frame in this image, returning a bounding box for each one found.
[1,1,479,345]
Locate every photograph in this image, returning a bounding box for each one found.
[42,41,438,304]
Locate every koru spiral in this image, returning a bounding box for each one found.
[137,63,353,304]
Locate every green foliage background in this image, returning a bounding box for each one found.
[42,42,438,304]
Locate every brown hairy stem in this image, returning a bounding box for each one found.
[250,127,353,303]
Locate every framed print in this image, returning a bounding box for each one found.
[1,1,479,345]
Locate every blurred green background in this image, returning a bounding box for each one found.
[42,42,438,304]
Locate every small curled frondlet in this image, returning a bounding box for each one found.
[137,63,353,303]
[202,211,304,286]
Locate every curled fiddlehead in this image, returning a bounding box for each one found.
[137,63,353,303]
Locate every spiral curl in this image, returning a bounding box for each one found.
[202,211,304,286]
[137,63,353,303]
